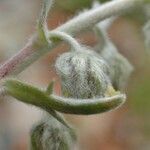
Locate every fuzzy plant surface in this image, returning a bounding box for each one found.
[55,47,110,98]
[30,115,76,150]
[95,17,134,90]
[0,0,148,150]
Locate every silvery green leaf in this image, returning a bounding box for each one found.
[3,79,125,115]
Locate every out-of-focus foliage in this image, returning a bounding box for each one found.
[130,70,150,118]
[124,3,150,24]
[129,68,150,141]
[143,21,150,52]
[55,0,110,12]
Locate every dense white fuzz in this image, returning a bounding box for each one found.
[94,11,133,90]
[31,116,76,150]
[55,47,111,99]
[100,42,134,90]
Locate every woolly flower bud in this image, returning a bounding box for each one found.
[94,16,133,90]
[100,42,133,90]
[30,116,76,150]
[55,48,110,99]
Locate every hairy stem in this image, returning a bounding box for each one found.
[0,0,143,79]
[0,35,51,79]
[49,31,82,51]
[54,0,143,35]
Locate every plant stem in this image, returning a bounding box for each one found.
[49,31,82,51]
[0,0,143,79]
[55,0,143,35]
[0,34,51,79]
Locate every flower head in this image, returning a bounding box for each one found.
[55,48,111,99]
[31,116,76,150]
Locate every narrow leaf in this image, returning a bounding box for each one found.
[3,79,126,115]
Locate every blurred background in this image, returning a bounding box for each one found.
[0,0,149,149]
